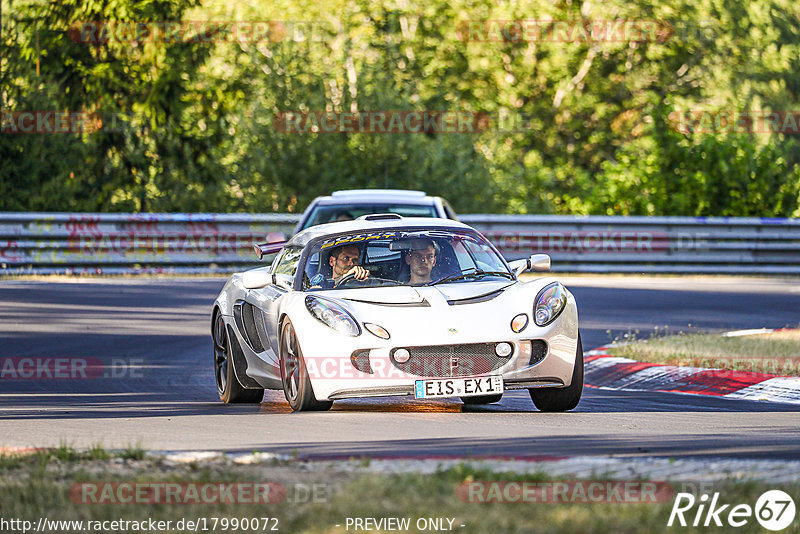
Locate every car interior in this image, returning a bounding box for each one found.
[302,237,461,289]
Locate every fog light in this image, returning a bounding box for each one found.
[511,313,529,333]
[394,348,411,363]
[495,342,513,358]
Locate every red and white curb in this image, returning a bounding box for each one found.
[584,330,800,405]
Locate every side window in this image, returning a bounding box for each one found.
[274,248,303,276]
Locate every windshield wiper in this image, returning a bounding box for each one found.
[427,268,515,286]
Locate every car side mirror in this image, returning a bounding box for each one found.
[242,270,272,289]
[529,254,551,272]
[509,254,551,276]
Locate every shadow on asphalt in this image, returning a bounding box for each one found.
[196,432,800,461]
[2,387,799,420]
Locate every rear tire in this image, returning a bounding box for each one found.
[529,333,583,412]
[461,394,503,405]
[213,313,264,404]
[280,320,333,412]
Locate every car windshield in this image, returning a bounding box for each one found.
[300,229,512,291]
[301,204,437,230]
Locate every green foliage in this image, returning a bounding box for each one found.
[594,101,800,215]
[1,0,799,215]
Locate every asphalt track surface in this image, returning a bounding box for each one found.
[1,276,799,460]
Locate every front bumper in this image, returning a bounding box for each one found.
[293,300,579,402]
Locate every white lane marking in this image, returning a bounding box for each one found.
[722,328,775,337]
[596,364,708,391]
[584,356,638,369]
[725,377,800,405]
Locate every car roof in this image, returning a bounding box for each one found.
[287,216,472,247]
[312,189,438,205]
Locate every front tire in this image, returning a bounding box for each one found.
[280,320,333,412]
[213,313,264,404]
[529,333,583,412]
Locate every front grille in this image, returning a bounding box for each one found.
[390,343,512,377]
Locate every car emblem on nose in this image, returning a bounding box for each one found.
[448,328,457,333]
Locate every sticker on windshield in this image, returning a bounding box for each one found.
[319,232,398,249]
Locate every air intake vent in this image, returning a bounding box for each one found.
[350,350,373,374]
[233,301,266,353]
[359,213,404,222]
[529,340,548,366]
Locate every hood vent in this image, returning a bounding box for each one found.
[342,297,431,307]
[447,289,503,306]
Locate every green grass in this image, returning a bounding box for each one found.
[0,450,798,533]
[608,329,800,376]
[0,443,143,470]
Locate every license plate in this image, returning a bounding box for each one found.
[414,375,503,399]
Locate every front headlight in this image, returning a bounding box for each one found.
[534,282,567,326]
[305,296,361,336]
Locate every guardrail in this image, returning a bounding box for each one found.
[461,214,800,274]
[1,212,799,274]
[0,213,297,275]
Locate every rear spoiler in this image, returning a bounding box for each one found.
[253,241,286,260]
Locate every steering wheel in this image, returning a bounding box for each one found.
[334,273,401,287]
[334,272,357,287]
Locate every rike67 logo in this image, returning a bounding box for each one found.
[668,490,796,531]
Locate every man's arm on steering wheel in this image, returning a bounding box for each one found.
[334,265,369,286]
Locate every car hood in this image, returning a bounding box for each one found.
[292,277,567,348]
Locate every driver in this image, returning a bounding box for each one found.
[312,244,369,289]
[404,239,438,285]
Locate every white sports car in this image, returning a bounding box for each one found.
[211,215,582,412]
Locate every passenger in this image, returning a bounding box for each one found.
[334,211,354,222]
[404,240,438,285]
